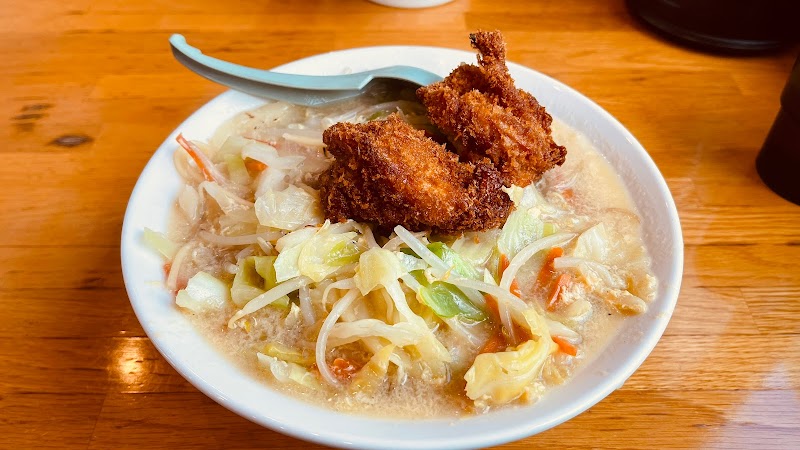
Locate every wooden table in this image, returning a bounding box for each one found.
[3,0,799,448]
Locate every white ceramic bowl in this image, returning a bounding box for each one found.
[121,46,683,449]
[368,0,454,8]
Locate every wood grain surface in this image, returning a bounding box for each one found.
[2,0,798,448]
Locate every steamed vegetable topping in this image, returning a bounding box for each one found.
[146,93,657,417]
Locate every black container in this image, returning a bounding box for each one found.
[756,56,800,205]
[626,0,798,53]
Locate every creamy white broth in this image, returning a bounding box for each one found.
[161,96,656,418]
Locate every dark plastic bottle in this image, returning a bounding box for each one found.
[756,56,800,205]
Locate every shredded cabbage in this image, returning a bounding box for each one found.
[349,345,395,394]
[262,342,314,365]
[450,230,499,267]
[276,226,317,252]
[348,248,452,379]
[214,135,251,163]
[177,185,202,224]
[354,248,404,295]
[224,154,250,185]
[257,353,320,389]
[327,319,420,347]
[394,225,487,310]
[255,184,322,231]
[396,252,427,273]
[573,223,610,263]
[176,271,230,313]
[383,281,452,379]
[143,228,180,260]
[498,185,549,257]
[255,167,288,196]
[606,290,647,315]
[230,256,265,306]
[273,227,318,282]
[230,256,289,308]
[200,181,253,213]
[563,223,648,310]
[410,271,486,321]
[465,336,557,405]
[242,141,305,170]
[298,228,360,282]
[464,310,556,405]
[426,242,480,280]
[227,276,312,328]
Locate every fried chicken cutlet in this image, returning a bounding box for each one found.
[417,30,566,187]
[320,114,512,233]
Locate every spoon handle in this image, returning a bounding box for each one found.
[169,34,442,106]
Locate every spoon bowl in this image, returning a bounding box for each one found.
[169,34,443,106]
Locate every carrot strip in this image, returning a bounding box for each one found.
[499,254,510,277]
[330,357,360,380]
[510,279,522,298]
[562,188,574,200]
[176,133,216,182]
[552,336,578,356]
[547,273,571,311]
[536,247,564,288]
[245,158,268,173]
[479,333,506,354]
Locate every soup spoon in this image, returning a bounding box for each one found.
[169,34,444,106]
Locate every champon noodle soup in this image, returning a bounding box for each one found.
[144,87,657,417]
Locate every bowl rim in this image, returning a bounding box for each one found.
[121,45,683,450]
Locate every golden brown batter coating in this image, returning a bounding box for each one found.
[320,115,512,233]
[417,30,566,187]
